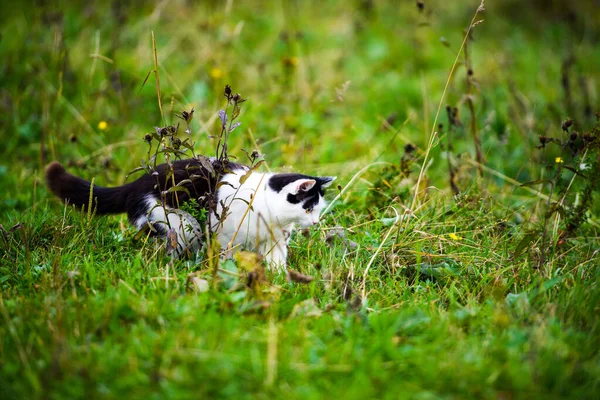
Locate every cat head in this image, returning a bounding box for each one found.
[268,173,336,227]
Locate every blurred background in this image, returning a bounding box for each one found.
[0,0,598,213]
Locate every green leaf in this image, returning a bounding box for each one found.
[162,186,191,197]
[290,299,322,318]
[414,261,461,279]
[139,69,153,92]
[514,232,538,258]
[218,259,239,290]
[505,292,530,316]
[238,170,252,184]
[520,179,551,187]
[251,160,265,170]
[561,165,585,177]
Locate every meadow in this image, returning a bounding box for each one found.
[1,1,599,398]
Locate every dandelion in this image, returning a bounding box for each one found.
[210,67,224,79]
[448,233,463,241]
[98,121,108,130]
[555,157,564,164]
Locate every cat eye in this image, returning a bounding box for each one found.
[305,208,313,214]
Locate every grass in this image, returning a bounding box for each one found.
[1,1,600,398]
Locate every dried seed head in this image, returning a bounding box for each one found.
[570,131,578,141]
[582,132,592,143]
[562,118,573,132]
[172,137,181,149]
[404,143,416,154]
[385,112,398,127]
[224,85,232,97]
[144,133,152,143]
[247,266,266,289]
[180,108,194,123]
[287,269,314,284]
[282,57,299,68]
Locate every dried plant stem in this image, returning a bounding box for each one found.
[561,56,574,118]
[248,128,271,172]
[216,103,231,161]
[151,31,165,126]
[89,30,100,83]
[544,148,589,275]
[538,141,567,271]
[410,1,485,212]
[227,174,265,251]
[445,125,460,195]
[361,207,399,300]
[539,171,558,270]
[464,40,485,175]
[464,159,550,202]
[87,178,95,223]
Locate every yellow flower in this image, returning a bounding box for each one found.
[448,233,463,241]
[555,157,564,164]
[210,67,224,79]
[98,121,108,130]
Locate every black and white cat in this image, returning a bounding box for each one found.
[45,158,335,269]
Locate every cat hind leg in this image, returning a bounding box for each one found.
[143,196,204,258]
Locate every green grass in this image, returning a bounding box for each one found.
[1,1,600,398]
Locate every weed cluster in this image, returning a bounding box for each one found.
[530,115,600,268]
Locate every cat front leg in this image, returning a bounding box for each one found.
[263,240,288,271]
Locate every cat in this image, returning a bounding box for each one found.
[45,157,335,269]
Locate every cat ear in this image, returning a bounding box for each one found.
[319,176,337,188]
[293,179,316,194]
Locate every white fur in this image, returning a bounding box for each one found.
[212,171,330,270]
[141,195,203,257]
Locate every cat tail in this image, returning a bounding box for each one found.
[45,161,132,215]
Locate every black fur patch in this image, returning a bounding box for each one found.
[268,173,315,193]
[269,173,330,210]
